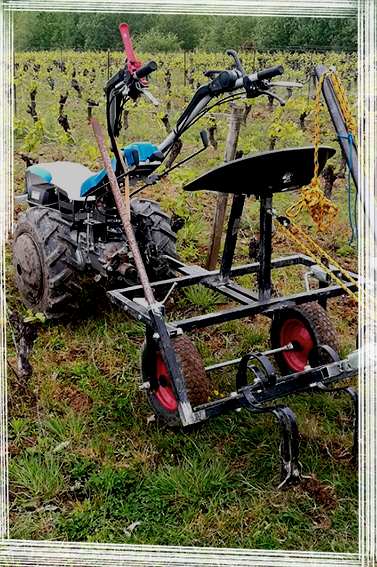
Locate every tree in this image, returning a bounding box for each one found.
[253,17,357,49]
[135,29,181,53]
[12,12,357,52]
[75,13,165,50]
[153,15,201,50]
[14,11,63,50]
[200,16,257,51]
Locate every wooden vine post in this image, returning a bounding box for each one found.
[205,104,243,270]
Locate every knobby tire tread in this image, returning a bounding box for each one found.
[271,302,339,375]
[13,207,81,318]
[140,335,209,427]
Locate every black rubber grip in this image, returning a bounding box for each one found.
[135,60,157,79]
[257,65,284,80]
[218,70,235,88]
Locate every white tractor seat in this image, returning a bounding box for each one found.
[26,162,99,201]
[26,142,161,201]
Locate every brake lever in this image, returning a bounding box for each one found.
[142,88,160,107]
[226,50,247,76]
[204,69,222,79]
[266,81,303,88]
[259,89,286,106]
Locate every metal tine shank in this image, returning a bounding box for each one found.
[241,387,302,487]
[316,382,358,456]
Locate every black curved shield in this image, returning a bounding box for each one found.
[184,146,336,196]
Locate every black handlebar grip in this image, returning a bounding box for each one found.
[218,70,235,88]
[257,65,284,81]
[134,60,158,79]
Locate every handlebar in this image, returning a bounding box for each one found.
[134,60,157,79]
[257,65,284,81]
[111,26,297,166]
[107,44,301,156]
[207,65,285,96]
[158,62,302,153]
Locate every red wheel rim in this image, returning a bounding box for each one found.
[280,318,314,372]
[154,351,178,412]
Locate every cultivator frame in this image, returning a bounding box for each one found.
[93,55,377,486]
[108,190,360,486]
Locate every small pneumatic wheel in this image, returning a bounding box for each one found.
[270,302,340,375]
[140,334,210,427]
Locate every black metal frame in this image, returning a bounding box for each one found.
[109,194,358,332]
[107,190,359,485]
[103,67,377,486]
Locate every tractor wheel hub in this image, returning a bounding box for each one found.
[13,233,43,304]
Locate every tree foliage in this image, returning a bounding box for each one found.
[13,11,357,52]
[253,17,357,49]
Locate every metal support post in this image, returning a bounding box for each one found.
[316,65,377,244]
[219,193,246,283]
[259,195,273,301]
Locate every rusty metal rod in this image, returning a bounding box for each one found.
[90,116,156,305]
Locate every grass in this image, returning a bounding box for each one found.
[177,285,225,312]
[10,454,66,502]
[6,49,360,550]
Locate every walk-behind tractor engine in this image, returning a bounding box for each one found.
[13,23,368,486]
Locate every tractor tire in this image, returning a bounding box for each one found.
[131,198,179,282]
[140,334,209,427]
[13,207,81,319]
[270,302,339,375]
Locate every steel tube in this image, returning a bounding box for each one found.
[113,254,315,295]
[172,281,358,332]
[205,343,293,372]
[316,65,377,243]
[259,195,273,301]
